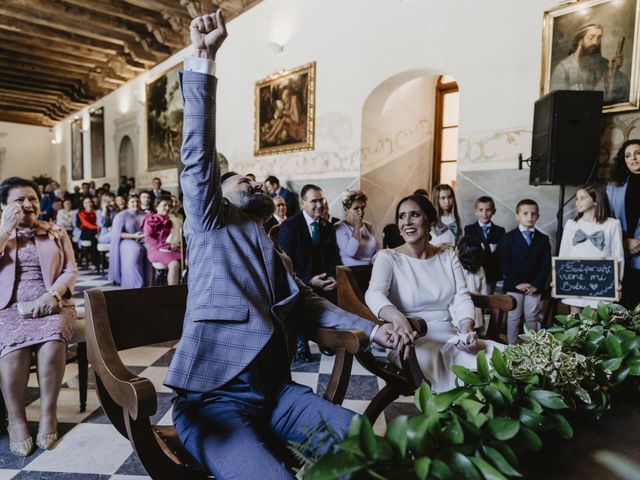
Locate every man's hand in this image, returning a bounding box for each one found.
[625,238,640,256]
[310,273,337,291]
[190,9,227,61]
[516,283,537,295]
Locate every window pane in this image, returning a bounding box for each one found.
[441,74,457,84]
[442,92,459,128]
[441,127,458,161]
[440,162,457,189]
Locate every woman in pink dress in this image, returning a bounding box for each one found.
[0,177,77,456]
[142,195,181,285]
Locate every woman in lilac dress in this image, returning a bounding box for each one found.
[0,177,77,456]
[141,196,182,285]
[108,194,149,288]
[334,189,378,266]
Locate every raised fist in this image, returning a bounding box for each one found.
[190,9,227,61]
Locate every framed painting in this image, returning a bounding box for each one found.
[254,61,315,156]
[541,0,640,112]
[146,63,183,171]
[71,117,84,180]
[90,107,105,178]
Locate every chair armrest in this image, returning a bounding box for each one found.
[84,288,157,421]
[309,328,368,354]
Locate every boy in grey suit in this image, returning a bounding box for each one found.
[163,11,402,479]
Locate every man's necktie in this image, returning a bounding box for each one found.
[481,225,489,240]
[311,221,320,246]
[523,230,533,246]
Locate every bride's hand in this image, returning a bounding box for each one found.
[455,333,478,353]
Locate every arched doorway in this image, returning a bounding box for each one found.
[360,69,458,234]
[118,136,135,179]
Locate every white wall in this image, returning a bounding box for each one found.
[48,0,557,198]
[0,121,53,181]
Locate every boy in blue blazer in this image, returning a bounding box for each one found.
[463,195,506,293]
[499,199,551,344]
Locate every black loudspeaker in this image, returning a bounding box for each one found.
[530,90,603,186]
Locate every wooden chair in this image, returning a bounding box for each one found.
[267,223,281,251]
[470,293,517,342]
[84,284,369,479]
[336,265,428,421]
[336,265,515,421]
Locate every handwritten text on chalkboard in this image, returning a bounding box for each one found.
[552,258,618,301]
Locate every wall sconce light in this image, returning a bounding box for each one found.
[267,41,284,53]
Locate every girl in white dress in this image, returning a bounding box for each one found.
[430,184,461,247]
[559,185,624,313]
[457,236,489,334]
[365,194,503,392]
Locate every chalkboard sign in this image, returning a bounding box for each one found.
[552,257,619,301]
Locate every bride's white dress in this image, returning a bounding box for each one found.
[365,247,504,392]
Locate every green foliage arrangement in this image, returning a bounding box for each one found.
[298,303,640,480]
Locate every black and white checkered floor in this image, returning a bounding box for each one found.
[0,267,418,479]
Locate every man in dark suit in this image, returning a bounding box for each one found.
[150,177,171,205]
[279,184,341,360]
[499,199,551,345]
[265,175,298,215]
[163,12,399,479]
[279,185,341,303]
[463,196,506,292]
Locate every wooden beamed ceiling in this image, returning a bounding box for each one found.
[0,0,261,126]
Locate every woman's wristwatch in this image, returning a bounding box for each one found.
[47,290,63,303]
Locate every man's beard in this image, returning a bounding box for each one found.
[578,44,603,66]
[228,190,275,222]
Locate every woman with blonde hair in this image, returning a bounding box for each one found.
[334,189,378,266]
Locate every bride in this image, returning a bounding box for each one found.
[365,194,504,392]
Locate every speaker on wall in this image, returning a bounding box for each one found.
[530,90,603,186]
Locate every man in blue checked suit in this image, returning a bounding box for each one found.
[163,11,401,479]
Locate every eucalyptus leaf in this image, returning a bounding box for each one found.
[304,451,366,480]
[459,399,484,418]
[434,387,467,412]
[597,303,610,322]
[482,445,522,477]
[487,418,520,440]
[574,386,592,404]
[517,425,543,451]
[430,458,454,480]
[469,457,508,480]
[519,407,549,431]
[452,365,484,385]
[477,350,490,380]
[530,389,569,410]
[628,359,640,376]
[550,412,574,439]
[491,348,510,378]
[443,413,464,445]
[414,382,434,414]
[358,416,378,460]
[448,451,482,480]
[406,414,437,452]
[604,357,623,372]
[414,457,431,480]
[488,440,519,467]
[606,334,623,358]
[385,415,408,457]
[482,386,505,408]
[613,366,630,384]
